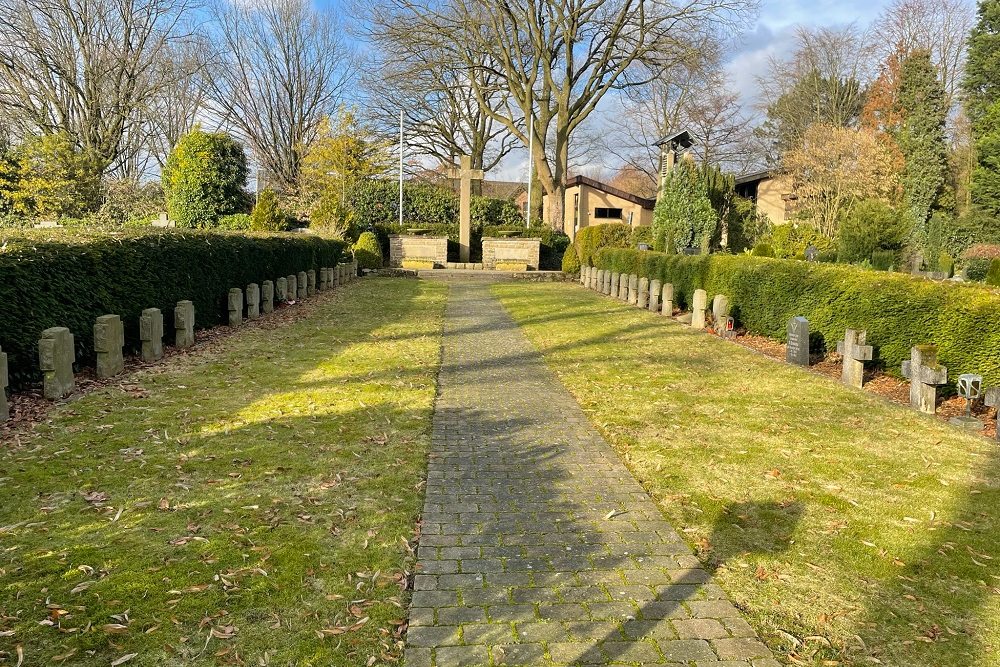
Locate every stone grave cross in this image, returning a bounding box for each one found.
[985,387,1000,441]
[836,329,873,388]
[447,155,484,263]
[901,345,948,414]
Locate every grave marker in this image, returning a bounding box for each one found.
[287,274,297,301]
[691,289,708,328]
[836,329,873,388]
[627,274,638,305]
[262,281,274,314]
[297,271,308,299]
[610,273,620,298]
[307,269,317,296]
[595,269,604,291]
[175,301,195,348]
[901,345,948,414]
[661,283,674,316]
[786,317,809,366]
[603,270,612,295]
[39,327,74,399]
[637,277,649,309]
[318,269,327,291]
[228,288,243,327]
[447,155,484,263]
[246,283,260,320]
[276,277,287,301]
[618,274,628,301]
[94,314,125,378]
[139,308,163,362]
[985,387,1000,441]
[0,346,8,420]
[712,294,730,328]
[649,279,661,313]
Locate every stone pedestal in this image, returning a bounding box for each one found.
[649,280,661,313]
[94,315,124,378]
[175,301,195,348]
[836,329,873,389]
[228,288,243,327]
[902,345,948,414]
[661,283,674,316]
[262,281,274,314]
[628,274,639,305]
[482,237,541,271]
[691,289,708,328]
[39,327,74,399]
[246,283,260,320]
[139,308,164,362]
[786,317,809,366]
[637,277,649,309]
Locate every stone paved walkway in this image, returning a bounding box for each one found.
[405,282,778,666]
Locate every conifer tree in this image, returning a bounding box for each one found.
[963,0,1000,215]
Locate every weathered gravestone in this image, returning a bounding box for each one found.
[287,274,297,301]
[985,387,1000,441]
[610,273,620,299]
[618,274,628,301]
[318,269,327,292]
[638,277,649,309]
[836,329,873,389]
[786,316,809,366]
[712,294,730,329]
[595,269,604,291]
[276,277,288,301]
[39,327,74,399]
[661,283,674,316]
[139,308,163,362]
[649,279,661,313]
[296,272,307,299]
[447,155,484,263]
[307,270,317,296]
[94,315,125,378]
[175,301,195,348]
[0,346,8,420]
[262,281,274,314]
[580,266,588,286]
[352,260,358,279]
[628,274,639,305]
[901,345,948,414]
[691,289,708,328]
[603,270,612,295]
[228,288,243,327]
[246,283,260,320]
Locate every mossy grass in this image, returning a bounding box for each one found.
[0,277,445,665]
[494,282,1000,667]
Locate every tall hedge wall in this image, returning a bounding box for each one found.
[593,248,1000,385]
[0,230,344,388]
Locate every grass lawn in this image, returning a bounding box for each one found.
[494,282,1000,667]
[0,277,446,666]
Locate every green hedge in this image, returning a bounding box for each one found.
[593,248,1000,384]
[0,229,344,388]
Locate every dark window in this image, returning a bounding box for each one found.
[594,207,622,219]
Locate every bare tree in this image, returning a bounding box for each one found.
[0,0,197,177]
[202,0,354,194]
[147,40,206,168]
[366,0,753,227]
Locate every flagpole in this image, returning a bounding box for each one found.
[526,116,533,228]
[398,110,404,227]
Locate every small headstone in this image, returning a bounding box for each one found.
[691,289,708,328]
[637,242,652,251]
[262,281,274,314]
[246,283,260,320]
[580,266,588,286]
[276,277,288,301]
[950,373,983,430]
[637,277,649,309]
[628,274,639,305]
[139,308,164,362]
[711,294,730,328]
[901,345,948,414]
[39,327,74,399]
[594,269,603,291]
[603,270,612,295]
[661,283,674,316]
[297,272,308,300]
[0,346,8,421]
[94,314,125,379]
[351,260,358,279]
[175,301,195,348]
[805,245,818,262]
[318,269,328,292]
[610,273,620,298]
[786,317,809,366]
[985,387,1000,441]
[649,279,661,313]
[618,274,628,301]
[228,288,243,327]
[333,266,342,288]
[307,269,317,296]
[836,329,873,389]
[287,274,298,301]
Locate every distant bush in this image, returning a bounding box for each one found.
[751,243,774,257]
[250,188,287,231]
[471,197,523,226]
[562,242,581,273]
[837,201,910,265]
[592,247,1000,384]
[216,213,253,230]
[966,258,992,281]
[767,222,834,259]
[575,223,631,266]
[988,259,1000,287]
[162,129,249,228]
[0,229,344,389]
[353,231,383,270]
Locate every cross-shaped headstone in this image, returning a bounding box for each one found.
[836,329,873,389]
[985,387,1000,441]
[447,155,484,264]
[901,345,948,414]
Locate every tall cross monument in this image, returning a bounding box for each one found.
[447,155,484,263]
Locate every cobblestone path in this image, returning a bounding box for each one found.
[405,282,778,666]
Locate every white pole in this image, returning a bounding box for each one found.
[399,110,404,227]
[526,116,533,228]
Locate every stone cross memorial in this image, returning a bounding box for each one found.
[637,277,649,309]
[649,279,661,313]
[691,289,708,328]
[901,345,948,414]
[297,271,308,300]
[94,314,125,379]
[0,346,8,421]
[139,308,164,362]
[836,329,873,388]
[228,288,244,327]
[175,301,195,348]
[262,280,274,314]
[447,155,484,263]
[985,387,1000,441]
[786,316,809,366]
[661,283,674,316]
[39,326,74,399]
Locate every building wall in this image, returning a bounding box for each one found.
[556,185,653,242]
[756,175,794,225]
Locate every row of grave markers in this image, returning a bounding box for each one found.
[580,266,999,439]
[0,262,358,422]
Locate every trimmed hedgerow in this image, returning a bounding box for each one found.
[575,223,632,267]
[562,242,581,274]
[593,247,1000,384]
[0,229,344,388]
